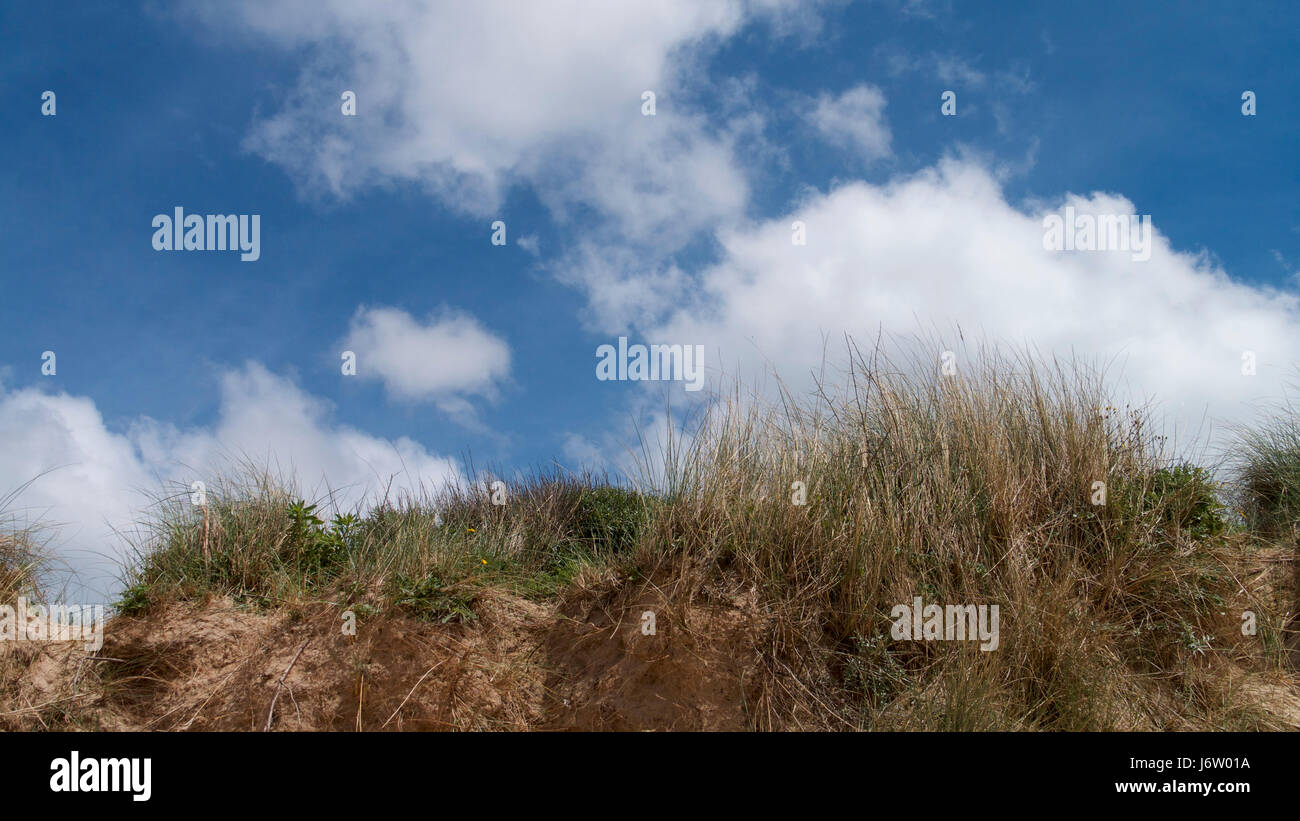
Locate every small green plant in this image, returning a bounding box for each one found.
[345,602,377,623]
[286,501,356,576]
[1179,623,1214,655]
[1148,464,1226,539]
[116,580,152,616]
[520,543,597,600]
[389,572,477,624]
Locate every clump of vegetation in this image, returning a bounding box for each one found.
[1148,464,1227,539]
[640,342,1280,729]
[569,485,648,554]
[286,501,358,578]
[119,475,374,611]
[1234,396,1300,537]
[118,464,653,615]
[388,571,477,624]
[115,580,152,616]
[0,484,46,603]
[0,534,40,604]
[104,340,1297,731]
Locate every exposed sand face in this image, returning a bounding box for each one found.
[3,548,1298,732]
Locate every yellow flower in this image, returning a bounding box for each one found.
[467,528,476,533]
[481,558,488,565]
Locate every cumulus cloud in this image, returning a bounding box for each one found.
[565,158,1300,450]
[341,306,511,416]
[550,244,694,334]
[195,0,804,245]
[522,110,750,247]
[809,84,892,162]
[0,364,458,601]
[0,389,156,601]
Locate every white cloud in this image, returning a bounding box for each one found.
[550,244,694,334]
[516,234,540,256]
[567,157,1300,451]
[560,432,604,471]
[809,84,892,162]
[341,306,511,415]
[0,390,156,601]
[0,364,458,601]
[195,0,805,245]
[933,55,988,88]
[522,110,750,246]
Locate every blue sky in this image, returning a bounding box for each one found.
[2,0,1298,598]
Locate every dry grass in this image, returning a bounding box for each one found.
[634,342,1286,728]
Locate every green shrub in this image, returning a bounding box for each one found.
[286,501,357,577]
[116,580,152,616]
[571,486,647,554]
[1147,464,1226,539]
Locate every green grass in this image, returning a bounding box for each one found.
[119,468,651,619]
